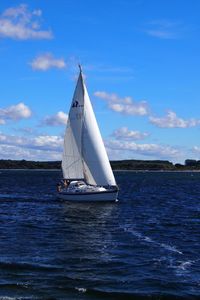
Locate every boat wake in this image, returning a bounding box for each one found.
[120,224,200,279]
[121,224,183,254]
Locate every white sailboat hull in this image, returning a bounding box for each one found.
[57,189,118,202]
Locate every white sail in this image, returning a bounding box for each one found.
[61,73,84,179]
[62,69,116,187]
[81,78,116,186]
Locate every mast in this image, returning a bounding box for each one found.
[78,64,82,73]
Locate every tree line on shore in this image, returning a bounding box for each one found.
[0,159,200,170]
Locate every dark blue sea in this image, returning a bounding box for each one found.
[0,170,200,300]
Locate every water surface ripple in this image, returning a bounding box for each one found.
[0,170,200,299]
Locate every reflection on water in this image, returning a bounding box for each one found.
[59,202,118,264]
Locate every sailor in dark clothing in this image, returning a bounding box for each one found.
[56,182,62,192]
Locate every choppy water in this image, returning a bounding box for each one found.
[0,170,200,299]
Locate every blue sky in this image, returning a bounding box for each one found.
[0,0,200,163]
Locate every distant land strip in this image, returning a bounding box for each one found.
[0,159,200,171]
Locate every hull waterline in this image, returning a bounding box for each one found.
[57,190,118,202]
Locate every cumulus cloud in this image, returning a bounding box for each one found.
[30,53,66,71]
[149,111,200,128]
[192,146,200,154]
[0,102,32,124]
[0,4,53,40]
[94,91,149,116]
[0,144,61,161]
[106,139,179,159]
[0,132,62,151]
[112,127,149,140]
[42,111,68,126]
[0,131,183,161]
[0,132,63,160]
[33,135,63,150]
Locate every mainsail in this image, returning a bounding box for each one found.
[62,68,116,187]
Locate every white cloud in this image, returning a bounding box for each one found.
[33,135,63,149]
[146,30,174,39]
[0,144,61,161]
[0,4,53,40]
[0,102,32,124]
[94,91,149,116]
[0,119,6,125]
[42,111,68,126]
[144,20,181,39]
[0,131,179,161]
[149,111,200,128]
[30,53,66,71]
[192,146,200,154]
[0,132,63,160]
[106,139,180,159]
[112,127,149,140]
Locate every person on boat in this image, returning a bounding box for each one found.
[62,179,70,188]
[56,182,62,192]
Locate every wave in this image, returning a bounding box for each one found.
[0,193,55,203]
[0,297,56,300]
[173,259,200,277]
[0,298,36,300]
[0,260,63,272]
[74,287,190,299]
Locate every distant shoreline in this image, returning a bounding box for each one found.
[1,159,200,171]
[1,169,200,172]
[113,169,200,172]
[0,168,60,171]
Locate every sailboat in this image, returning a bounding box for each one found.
[57,66,119,202]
